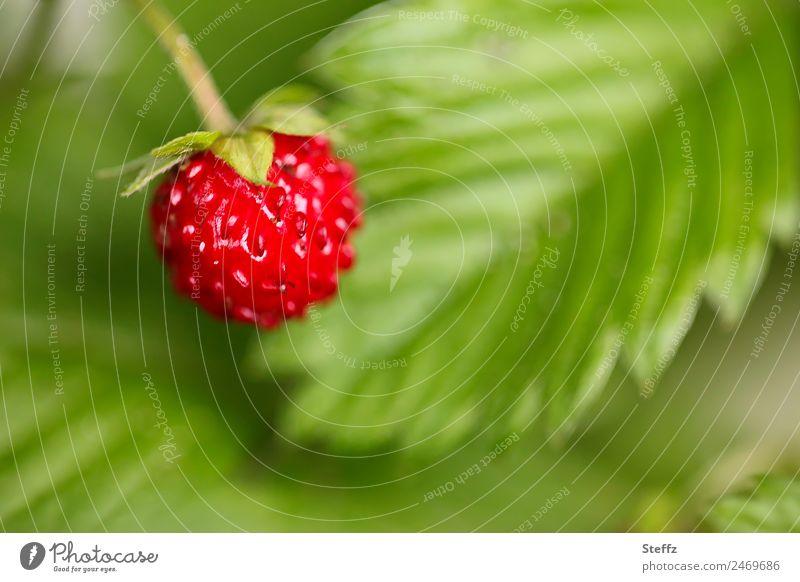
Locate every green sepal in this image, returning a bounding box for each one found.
[210,130,276,186]
[95,153,153,179]
[120,155,183,197]
[100,131,221,196]
[244,85,331,136]
[150,131,221,158]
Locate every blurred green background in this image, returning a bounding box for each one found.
[0,0,798,532]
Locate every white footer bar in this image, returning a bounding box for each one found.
[1,533,797,580]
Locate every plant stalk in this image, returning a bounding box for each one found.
[133,0,238,134]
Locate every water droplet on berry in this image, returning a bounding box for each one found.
[170,186,183,205]
[252,234,267,260]
[334,217,348,233]
[188,162,204,178]
[265,190,286,217]
[294,194,308,214]
[212,279,224,298]
[232,269,249,287]
[296,162,313,180]
[234,305,255,322]
[294,213,307,237]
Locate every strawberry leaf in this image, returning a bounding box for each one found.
[210,131,276,186]
[120,155,183,197]
[1,0,798,535]
[249,0,800,454]
[150,130,221,158]
[244,85,330,136]
[706,475,800,532]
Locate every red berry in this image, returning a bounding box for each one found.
[150,133,362,328]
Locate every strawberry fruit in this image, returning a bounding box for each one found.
[149,132,362,328]
[117,2,361,329]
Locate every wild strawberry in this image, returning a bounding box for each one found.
[149,132,362,328]
[116,1,360,328]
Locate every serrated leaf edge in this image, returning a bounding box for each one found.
[150,130,221,158]
[120,156,183,198]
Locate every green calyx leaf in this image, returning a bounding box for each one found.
[108,129,277,197]
[100,131,220,197]
[107,86,326,197]
[210,131,276,186]
[120,155,183,197]
[95,153,154,179]
[150,130,221,158]
[244,85,331,136]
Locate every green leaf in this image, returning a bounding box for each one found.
[120,155,183,197]
[248,0,800,454]
[706,476,800,532]
[150,130,221,158]
[244,85,331,136]
[210,131,276,185]
[101,132,219,188]
[95,153,153,179]
[3,0,799,534]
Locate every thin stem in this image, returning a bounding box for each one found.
[133,0,237,134]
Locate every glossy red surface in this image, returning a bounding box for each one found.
[150,133,362,327]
